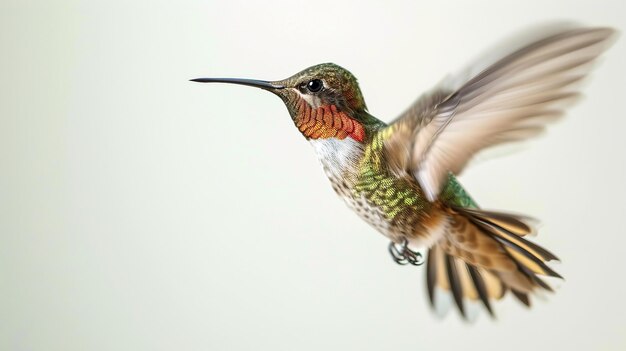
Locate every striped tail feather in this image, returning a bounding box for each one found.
[425,207,561,318]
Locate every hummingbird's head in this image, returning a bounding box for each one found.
[275,63,367,115]
[192,63,371,142]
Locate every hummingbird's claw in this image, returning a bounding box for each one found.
[388,239,424,266]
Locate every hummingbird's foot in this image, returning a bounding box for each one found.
[388,239,424,266]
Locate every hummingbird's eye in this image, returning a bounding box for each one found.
[306,79,323,93]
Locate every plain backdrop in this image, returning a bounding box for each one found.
[2,1,626,350]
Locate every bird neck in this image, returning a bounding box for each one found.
[309,137,365,181]
[292,96,385,143]
[308,114,386,182]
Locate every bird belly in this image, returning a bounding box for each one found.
[335,182,394,237]
[328,174,445,246]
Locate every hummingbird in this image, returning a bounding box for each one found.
[192,27,615,318]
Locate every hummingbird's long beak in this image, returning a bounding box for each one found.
[189,77,284,91]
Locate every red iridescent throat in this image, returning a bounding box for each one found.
[294,99,365,142]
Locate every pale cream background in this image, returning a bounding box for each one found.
[2,1,626,350]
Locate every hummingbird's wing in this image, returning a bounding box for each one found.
[383,27,615,201]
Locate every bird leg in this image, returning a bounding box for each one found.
[388,239,424,266]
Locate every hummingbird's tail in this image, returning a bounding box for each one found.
[425,207,561,319]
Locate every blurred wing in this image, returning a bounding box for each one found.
[383,27,615,201]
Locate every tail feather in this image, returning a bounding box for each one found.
[427,245,505,318]
[475,219,562,278]
[446,255,466,317]
[467,265,495,316]
[511,290,531,307]
[469,213,559,262]
[461,208,537,237]
[425,206,561,318]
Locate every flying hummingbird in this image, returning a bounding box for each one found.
[192,27,615,318]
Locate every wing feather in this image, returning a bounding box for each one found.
[383,27,615,201]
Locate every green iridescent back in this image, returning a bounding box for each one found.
[440,173,479,209]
